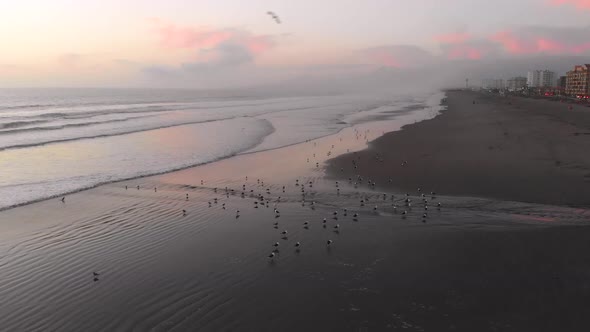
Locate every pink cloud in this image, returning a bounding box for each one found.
[490,31,531,54]
[490,30,590,55]
[149,18,275,56]
[367,50,400,67]
[548,0,590,10]
[434,32,472,44]
[434,32,486,60]
[447,46,482,60]
[244,36,275,54]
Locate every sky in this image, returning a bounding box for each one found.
[1,0,590,89]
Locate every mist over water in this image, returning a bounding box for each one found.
[0,88,445,209]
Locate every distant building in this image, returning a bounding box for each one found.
[566,64,590,97]
[482,78,505,90]
[527,71,538,87]
[558,76,567,89]
[527,70,556,88]
[506,77,527,91]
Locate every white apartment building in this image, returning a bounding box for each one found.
[507,77,527,91]
[527,70,556,88]
[482,78,505,90]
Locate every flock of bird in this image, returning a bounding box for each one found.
[150,128,441,262]
[65,119,443,279]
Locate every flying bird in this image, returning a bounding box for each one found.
[267,11,281,24]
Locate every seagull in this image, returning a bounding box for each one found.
[273,242,280,248]
[268,252,276,259]
[93,272,99,276]
[281,230,288,235]
[295,242,301,247]
[61,197,65,203]
[327,240,333,246]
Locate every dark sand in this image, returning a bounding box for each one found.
[328,90,590,207]
[1,98,590,331]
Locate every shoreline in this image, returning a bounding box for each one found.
[327,89,590,207]
[0,96,443,212]
[2,91,590,331]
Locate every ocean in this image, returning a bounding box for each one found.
[0,88,445,210]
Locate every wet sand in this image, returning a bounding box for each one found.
[327,90,590,207]
[1,101,590,331]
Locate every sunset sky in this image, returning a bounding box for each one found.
[1,0,590,88]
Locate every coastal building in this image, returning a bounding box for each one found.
[558,76,567,89]
[527,71,538,87]
[527,70,556,88]
[541,70,556,87]
[565,64,590,97]
[482,78,505,90]
[506,77,527,91]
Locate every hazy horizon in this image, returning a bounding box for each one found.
[1,0,590,90]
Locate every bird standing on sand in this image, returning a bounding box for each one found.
[61,197,65,203]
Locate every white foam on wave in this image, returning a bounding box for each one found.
[0,90,446,210]
[0,117,273,210]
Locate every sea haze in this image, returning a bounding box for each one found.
[0,88,445,210]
